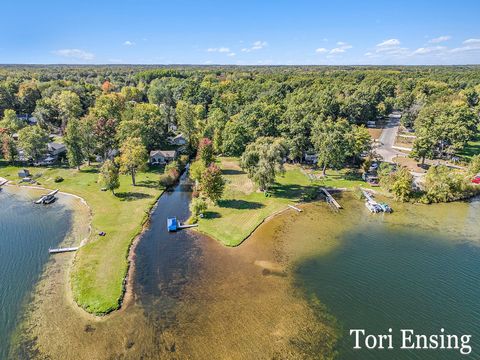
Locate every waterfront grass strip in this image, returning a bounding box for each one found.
[197,157,366,247]
[0,164,162,315]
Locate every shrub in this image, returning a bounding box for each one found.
[190,197,208,217]
[54,176,64,183]
[423,165,471,203]
[159,173,175,188]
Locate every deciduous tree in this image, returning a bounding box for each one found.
[118,137,148,186]
[99,159,120,194]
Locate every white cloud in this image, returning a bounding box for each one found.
[241,40,268,52]
[463,38,480,44]
[429,35,451,44]
[450,38,480,53]
[207,47,230,53]
[124,40,135,46]
[52,49,95,61]
[206,47,235,57]
[412,46,447,55]
[373,38,408,56]
[329,42,352,54]
[377,39,400,48]
[315,42,352,55]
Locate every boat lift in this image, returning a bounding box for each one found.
[34,189,59,205]
[167,217,198,232]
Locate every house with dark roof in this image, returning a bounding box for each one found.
[168,133,187,146]
[149,150,177,165]
[47,142,67,157]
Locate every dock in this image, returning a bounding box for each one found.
[49,247,79,254]
[288,204,302,212]
[361,188,392,213]
[178,224,198,229]
[35,189,59,204]
[320,188,342,209]
[0,179,8,187]
[361,188,375,203]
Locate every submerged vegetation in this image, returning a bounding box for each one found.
[0,165,163,314]
[1,65,480,312]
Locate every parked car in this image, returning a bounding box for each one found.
[472,176,480,184]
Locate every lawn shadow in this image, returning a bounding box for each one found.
[147,165,165,174]
[79,167,99,174]
[222,169,246,176]
[115,192,153,201]
[271,183,317,200]
[203,211,221,219]
[136,179,159,189]
[218,199,264,209]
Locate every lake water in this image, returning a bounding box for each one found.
[8,179,480,359]
[0,188,72,359]
[289,196,480,359]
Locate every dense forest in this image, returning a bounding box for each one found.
[1,65,479,197]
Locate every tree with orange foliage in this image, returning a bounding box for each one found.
[101,80,114,93]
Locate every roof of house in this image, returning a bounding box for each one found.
[48,142,66,151]
[150,150,177,158]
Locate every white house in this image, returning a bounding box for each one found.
[150,150,177,165]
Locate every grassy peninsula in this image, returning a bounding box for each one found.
[0,164,163,314]
[196,157,367,246]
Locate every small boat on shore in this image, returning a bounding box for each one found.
[35,189,59,205]
[378,202,393,213]
[365,201,382,213]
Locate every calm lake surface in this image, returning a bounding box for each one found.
[0,188,72,359]
[9,177,480,359]
[290,195,480,359]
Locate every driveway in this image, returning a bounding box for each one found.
[375,114,404,163]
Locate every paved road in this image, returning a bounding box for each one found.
[375,114,403,163]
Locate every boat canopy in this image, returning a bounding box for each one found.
[167,217,178,232]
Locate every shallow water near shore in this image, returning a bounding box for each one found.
[8,179,480,359]
[290,195,480,359]
[0,187,73,359]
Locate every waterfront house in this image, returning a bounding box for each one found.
[150,150,177,165]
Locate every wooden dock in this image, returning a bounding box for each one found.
[177,224,198,229]
[49,247,79,254]
[360,188,375,203]
[320,188,342,209]
[288,204,302,212]
[0,179,8,187]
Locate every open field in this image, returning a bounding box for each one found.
[197,157,369,247]
[0,163,163,314]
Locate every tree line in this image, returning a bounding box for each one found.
[0,65,479,196]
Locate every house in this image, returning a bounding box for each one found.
[18,169,31,178]
[47,142,67,157]
[304,153,318,164]
[168,133,187,146]
[150,150,177,165]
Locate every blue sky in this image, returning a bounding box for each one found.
[1,0,480,65]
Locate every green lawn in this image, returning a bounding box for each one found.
[197,158,367,247]
[0,162,163,315]
[459,135,480,161]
